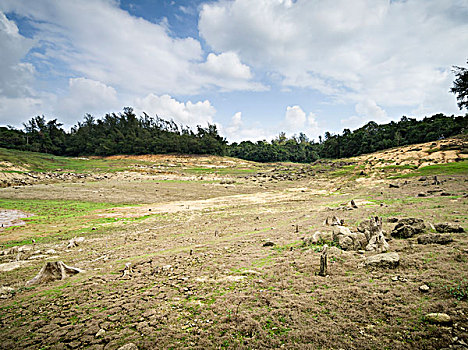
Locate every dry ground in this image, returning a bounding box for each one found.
[0,140,467,350]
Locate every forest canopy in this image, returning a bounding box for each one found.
[0,108,467,163]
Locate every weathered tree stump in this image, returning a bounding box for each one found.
[26,261,84,286]
[319,244,328,277]
[365,217,389,253]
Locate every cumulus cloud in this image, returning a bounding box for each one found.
[341,99,390,130]
[285,106,306,128]
[0,1,263,95]
[225,112,243,134]
[133,94,216,128]
[56,78,120,121]
[223,106,321,142]
[283,105,320,137]
[0,12,35,98]
[197,52,267,91]
[199,0,468,114]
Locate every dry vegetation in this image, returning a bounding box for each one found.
[0,136,467,350]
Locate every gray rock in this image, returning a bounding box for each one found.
[391,218,425,238]
[364,252,400,269]
[434,223,465,233]
[332,226,367,251]
[417,234,453,245]
[424,313,451,325]
[95,329,106,338]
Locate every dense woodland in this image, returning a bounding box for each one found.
[0,108,467,163]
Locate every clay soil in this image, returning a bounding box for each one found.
[0,140,467,350]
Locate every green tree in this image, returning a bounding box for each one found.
[451,60,468,110]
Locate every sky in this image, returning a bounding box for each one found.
[0,0,467,142]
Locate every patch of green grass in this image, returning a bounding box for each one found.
[389,160,468,178]
[0,147,150,173]
[445,279,468,301]
[185,167,258,175]
[0,199,151,247]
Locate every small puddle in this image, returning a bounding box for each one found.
[0,209,32,229]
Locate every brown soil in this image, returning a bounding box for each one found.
[0,139,467,350]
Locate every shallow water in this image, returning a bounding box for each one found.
[0,209,32,228]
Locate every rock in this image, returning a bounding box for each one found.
[95,329,106,338]
[349,200,358,209]
[434,223,465,233]
[0,261,28,272]
[389,184,400,188]
[263,241,275,247]
[333,226,367,251]
[419,284,430,293]
[364,252,400,269]
[45,249,57,254]
[26,261,85,286]
[67,236,85,249]
[417,234,453,245]
[424,313,451,325]
[303,231,333,245]
[418,176,427,181]
[117,343,138,350]
[391,218,425,238]
[0,286,15,298]
[440,192,453,196]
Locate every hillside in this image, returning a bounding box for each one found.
[0,137,467,349]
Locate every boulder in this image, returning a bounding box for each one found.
[391,218,425,238]
[424,313,451,325]
[434,223,465,233]
[364,252,400,269]
[332,226,367,251]
[417,234,453,245]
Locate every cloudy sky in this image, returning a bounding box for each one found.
[0,0,467,142]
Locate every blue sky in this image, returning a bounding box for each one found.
[0,0,467,142]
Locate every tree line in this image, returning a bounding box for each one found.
[0,107,227,157]
[0,109,467,162]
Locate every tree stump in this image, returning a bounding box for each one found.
[319,244,328,277]
[26,261,84,286]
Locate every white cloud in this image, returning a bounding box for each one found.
[56,78,120,121]
[283,105,320,138]
[0,12,35,98]
[223,106,322,142]
[199,0,468,114]
[285,106,306,128]
[197,52,267,91]
[341,99,389,130]
[0,0,263,96]
[225,111,243,134]
[0,96,49,126]
[133,94,216,128]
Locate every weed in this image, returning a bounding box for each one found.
[445,280,468,301]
